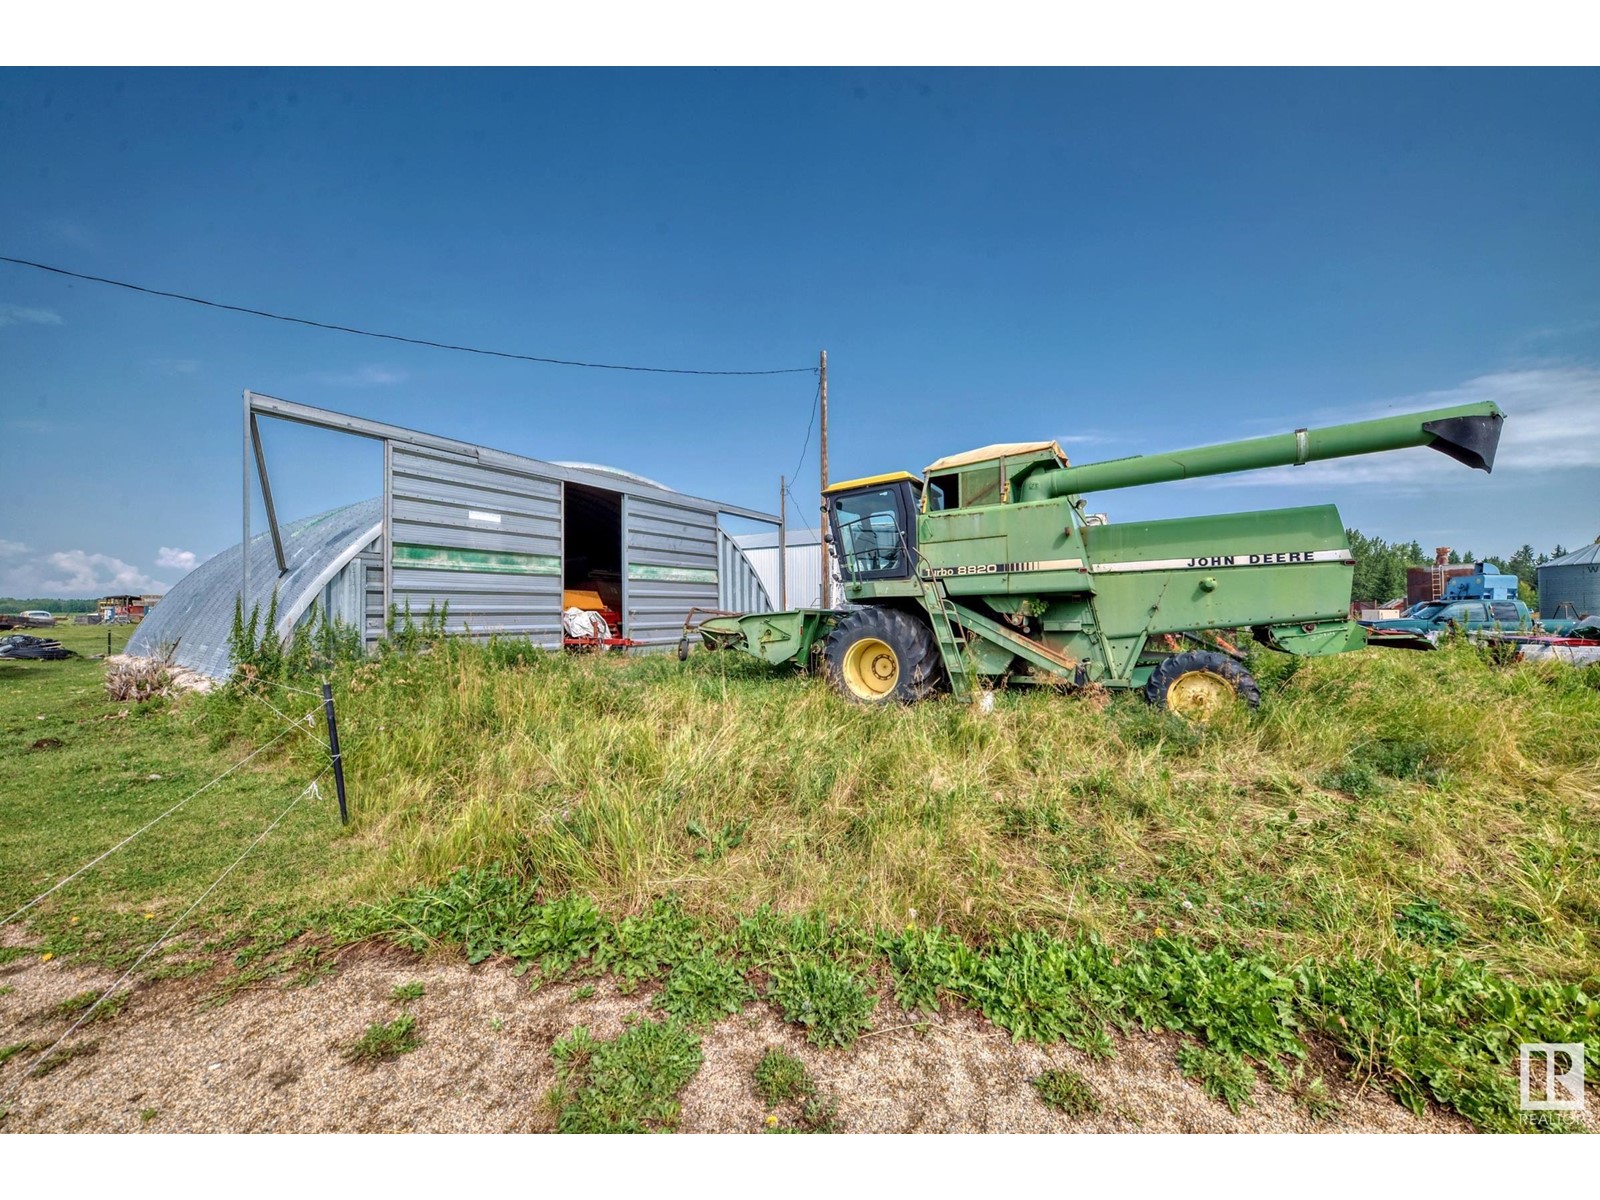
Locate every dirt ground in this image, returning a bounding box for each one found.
[0,941,1498,1135]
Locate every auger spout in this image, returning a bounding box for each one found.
[1017,401,1504,501]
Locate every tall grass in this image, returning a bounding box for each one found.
[264,638,1600,985]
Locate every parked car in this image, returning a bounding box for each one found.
[18,610,56,627]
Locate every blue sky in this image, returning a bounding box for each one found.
[2,68,1597,597]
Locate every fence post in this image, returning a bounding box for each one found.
[320,681,348,825]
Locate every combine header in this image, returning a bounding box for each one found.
[686,403,1504,718]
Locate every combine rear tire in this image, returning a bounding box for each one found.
[822,607,943,705]
[1144,650,1260,721]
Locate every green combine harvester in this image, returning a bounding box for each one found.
[686,402,1504,718]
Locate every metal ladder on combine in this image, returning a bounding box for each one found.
[917,572,973,703]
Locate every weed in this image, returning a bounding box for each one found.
[1176,1043,1256,1113]
[1395,898,1465,947]
[797,1092,840,1133]
[1296,955,1594,1133]
[550,1018,703,1133]
[489,1017,505,1032]
[573,985,595,1001]
[1030,1067,1101,1118]
[30,1040,101,1078]
[139,1107,158,1123]
[41,989,130,1025]
[0,1040,51,1067]
[0,985,12,997]
[656,951,755,1025]
[1317,762,1381,799]
[767,958,877,1049]
[390,981,425,1004]
[1288,1067,1342,1122]
[882,926,969,1014]
[752,1048,838,1132]
[687,817,749,863]
[342,1014,422,1063]
[753,1047,813,1106]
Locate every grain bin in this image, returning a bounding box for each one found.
[1537,540,1600,619]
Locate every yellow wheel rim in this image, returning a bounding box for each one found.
[1166,670,1235,721]
[842,637,900,700]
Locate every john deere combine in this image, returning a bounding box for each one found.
[688,402,1504,717]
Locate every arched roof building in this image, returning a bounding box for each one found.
[128,500,382,680]
[130,394,781,680]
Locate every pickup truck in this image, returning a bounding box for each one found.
[1360,563,1577,649]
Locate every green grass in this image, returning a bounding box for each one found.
[753,1047,812,1106]
[0,1039,51,1067]
[3,630,1597,1131]
[1030,1066,1100,1117]
[389,981,425,1004]
[767,957,877,1049]
[342,1014,421,1063]
[50,989,130,1023]
[1176,1043,1257,1113]
[752,1048,838,1132]
[654,950,755,1025]
[548,1018,703,1133]
[0,619,358,974]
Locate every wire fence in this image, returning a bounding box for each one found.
[1,771,329,1109]
[0,708,322,930]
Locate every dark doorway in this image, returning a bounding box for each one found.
[563,483,624,629]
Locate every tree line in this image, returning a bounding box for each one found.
[0,597,101,614]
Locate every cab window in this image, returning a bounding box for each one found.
[831,485,915,579]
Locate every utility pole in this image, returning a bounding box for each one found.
[819,349,830,609]
[778,475,788,610]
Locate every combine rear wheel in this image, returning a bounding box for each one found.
[1144,650,1260,721]
[822,607,943,705]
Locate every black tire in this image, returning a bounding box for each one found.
[821,606,944,705]
[1143,649,1260,719]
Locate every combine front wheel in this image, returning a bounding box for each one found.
[1144,650,1260,721]
[822,608,943,705]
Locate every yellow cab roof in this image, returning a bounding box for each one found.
[822,471,920,496]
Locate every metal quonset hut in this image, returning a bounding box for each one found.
[130,394,780,680]
[1538,541,1600,619]
[127,499,383,679]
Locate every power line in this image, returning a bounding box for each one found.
[789,375,822,483]
[0,254,818,378]
[783,375,823,525]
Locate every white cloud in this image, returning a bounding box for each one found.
[0,539,29,557]
[156,546,198,571]
[310,364,408,387]
[1194,367,1600,491]
[0,550,169,598]
[0,305,63,328]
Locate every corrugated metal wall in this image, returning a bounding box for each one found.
[624,495,720,646]
[717,530,774,615]
[1539,557,1600,618]
[387,444,564,645]
[360,545,384,648]
[733,528,832,610]
[126,499,381,680]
